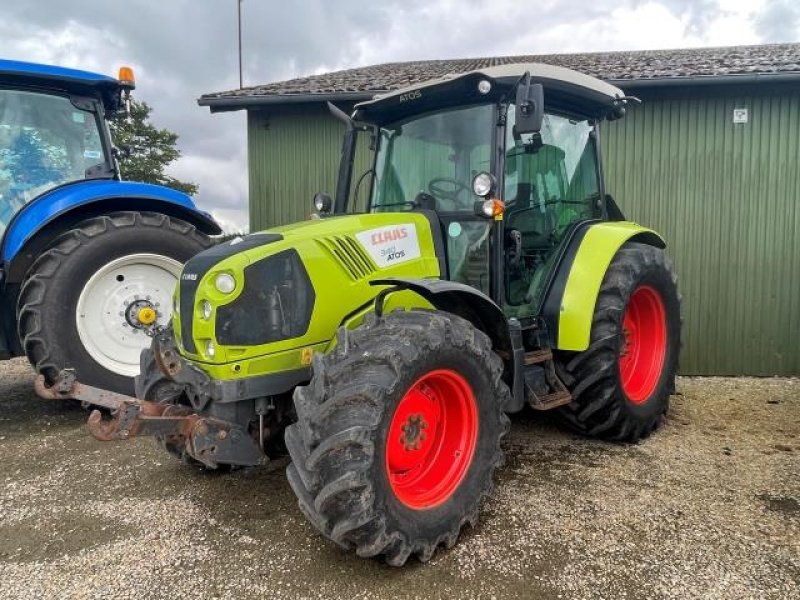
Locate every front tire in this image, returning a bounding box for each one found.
[555,242,681,442]
[285,310,510,566]
[17,211,212,395]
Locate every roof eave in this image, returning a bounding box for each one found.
[610,71,800,89]
[198,71,800,113]
[197,91,376,113]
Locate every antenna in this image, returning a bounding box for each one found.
[237,0,244,89]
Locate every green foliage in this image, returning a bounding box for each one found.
[109,100,198,196]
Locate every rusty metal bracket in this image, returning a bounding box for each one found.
[35,371,132,411]
[188,418,264,468]
[153,329,183,379]
[36,370,201,441]
[35,370,264,468]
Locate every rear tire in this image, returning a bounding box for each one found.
[285,309,510,566]
[555,242,680,442]
[17,211,212,395]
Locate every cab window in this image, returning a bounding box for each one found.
[503,109,600,315]
[0,89,105,232]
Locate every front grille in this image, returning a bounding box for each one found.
[177,233,283,354]
[317,236,376,280]
[215,249,315,346]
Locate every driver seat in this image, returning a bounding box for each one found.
[504,183,554,250]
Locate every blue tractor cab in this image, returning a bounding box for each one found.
[0,59,221,393]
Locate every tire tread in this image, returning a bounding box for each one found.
[555,242,681,442]
[285,309,510,565]
[17,211,211,386]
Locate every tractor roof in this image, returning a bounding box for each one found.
[0,59,124,110]
[353,63,626,125]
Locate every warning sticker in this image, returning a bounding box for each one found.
[355,223,421,268]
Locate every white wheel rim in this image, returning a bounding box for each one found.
[75,253,183,377]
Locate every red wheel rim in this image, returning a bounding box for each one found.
[619,285,668,404]
[385,369,478,509]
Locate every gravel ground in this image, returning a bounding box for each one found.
[0,357,797,600]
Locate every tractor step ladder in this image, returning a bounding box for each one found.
[523,349,572,410]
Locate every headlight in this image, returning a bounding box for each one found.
[205,339,216,358]
[477,79,492,94]
[215,273,236,294]
[200,300,212,320]
[472,172,496,197]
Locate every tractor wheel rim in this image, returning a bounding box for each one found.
[386,369,478,509]
[619,285,668,404]
[75,253,182,377]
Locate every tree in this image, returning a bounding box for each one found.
[109,100,198,196]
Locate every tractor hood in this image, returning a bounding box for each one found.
[173,212,441,373]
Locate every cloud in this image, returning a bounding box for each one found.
[753,0,800,42]
[1,1,795,232]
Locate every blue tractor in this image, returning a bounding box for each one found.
[0,60,221,393]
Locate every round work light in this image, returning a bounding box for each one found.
[472,172,496,198]
[215,273,236,294]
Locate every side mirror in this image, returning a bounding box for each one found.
[514,75,544,135]
[313,192,333,215]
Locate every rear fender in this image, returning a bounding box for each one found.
[2,180,222,263]
[2,180,221,282]
[542,221,666,352]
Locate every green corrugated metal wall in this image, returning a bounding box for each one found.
[246,86,800,375]
[602,87,800,376]
[248,106,371,227]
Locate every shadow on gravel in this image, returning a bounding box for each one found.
[0,367,85,433]
[0,513,135,563]
[758,493,800,516]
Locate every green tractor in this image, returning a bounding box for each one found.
[40,63,680,566]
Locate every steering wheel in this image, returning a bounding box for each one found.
[505,205,556,247]
[428,177,471,205]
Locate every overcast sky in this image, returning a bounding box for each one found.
[1,0,797,232]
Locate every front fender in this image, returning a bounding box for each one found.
[548,221,665,351]
[1,180,221,263]
[369,277,512,359]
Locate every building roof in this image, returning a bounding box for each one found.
[199,43,800,111]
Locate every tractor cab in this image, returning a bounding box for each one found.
[0,60,133,231]
[341,63,630,320]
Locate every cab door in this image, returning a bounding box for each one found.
[502,109,602,317]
